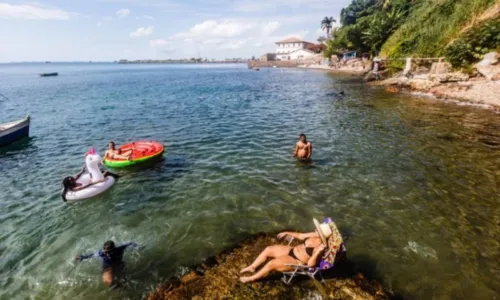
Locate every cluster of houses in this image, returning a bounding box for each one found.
[259,37,326,62]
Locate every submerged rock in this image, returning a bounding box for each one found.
[147,233,394,300]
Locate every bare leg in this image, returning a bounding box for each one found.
[122,149,133,159]
[102,269,113,286]
[240,256,296,283]
[240,245,291,274]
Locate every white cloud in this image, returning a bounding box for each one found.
[173,20,255,39]
[262,21,280,36]
[315,28,325,37]
[130,26,154,38]
[97,22,102,27]
[203,38,224,45]
[116,8,130,18]
[220,39,247,49]
[283,30,309,39]
[0,3,73,20]
[149,39,168,47]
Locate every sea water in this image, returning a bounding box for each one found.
[1,63,499,299]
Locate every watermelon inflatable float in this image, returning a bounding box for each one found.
[103,141,164,168]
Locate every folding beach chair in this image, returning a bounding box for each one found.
[282,217,346,284]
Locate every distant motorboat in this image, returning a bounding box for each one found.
[40,72,58,77]
[0,115,30,146]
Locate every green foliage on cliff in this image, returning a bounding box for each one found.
[445,18,500,68]
[325,0,411,57]
[381,0,497,59]
[326,0,499,68]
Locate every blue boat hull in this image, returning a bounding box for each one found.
[0,123,30,146]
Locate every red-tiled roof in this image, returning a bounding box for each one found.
[275,37,313,44]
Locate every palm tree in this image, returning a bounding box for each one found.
[321,16,336,39]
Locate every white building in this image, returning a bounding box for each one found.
[275,37,315,60]
[288,49,316,60]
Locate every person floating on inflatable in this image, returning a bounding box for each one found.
[61,147,119,202]
[104,141,133,161]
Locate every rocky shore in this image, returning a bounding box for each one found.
[369,52,500,110]
[147,233,394,300]
[298,52,500,110]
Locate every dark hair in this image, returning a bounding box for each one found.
[61,176,76,202]
[108,141,115,147]
[103,240,116,250]
[299,133,306,138]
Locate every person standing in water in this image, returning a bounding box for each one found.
[76,240,139,287]
[293,133,312,161]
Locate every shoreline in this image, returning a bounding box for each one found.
[296,63,500,111]
[147,232,394,300]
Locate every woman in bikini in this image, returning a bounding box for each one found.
[104,141,133,160]
[239,219,332,283]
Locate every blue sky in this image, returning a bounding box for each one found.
[0,0,351,62]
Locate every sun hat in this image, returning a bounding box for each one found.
[313,218,332,246]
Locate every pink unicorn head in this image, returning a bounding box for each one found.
[85,146,96,156]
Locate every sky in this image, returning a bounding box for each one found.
[0,0,351,62]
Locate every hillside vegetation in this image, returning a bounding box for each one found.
[326,0,500,68]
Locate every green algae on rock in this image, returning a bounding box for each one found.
[148,233,393,300]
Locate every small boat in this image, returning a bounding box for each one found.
[103,140,164,168]
[0,115,30,146]
[40,72,58,77]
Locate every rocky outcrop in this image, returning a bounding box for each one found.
[475,52,500,81]
[147,233,394,300]
[428,72,469,83]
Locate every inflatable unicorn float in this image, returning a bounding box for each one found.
[61,147,118,203]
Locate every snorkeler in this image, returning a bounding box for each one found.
[104,141,133,161]
[75,240,139,287]
[292,133,312,161]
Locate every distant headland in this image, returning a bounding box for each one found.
[117,58,248,64]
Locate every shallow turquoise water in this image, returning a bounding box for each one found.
[1,63,499,299]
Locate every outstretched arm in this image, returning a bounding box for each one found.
[277,231,317,240]
[292,143,298,157]
[75,251,100,261]
[74,165,86,180]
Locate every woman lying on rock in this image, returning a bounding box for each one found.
[240,218,333,283]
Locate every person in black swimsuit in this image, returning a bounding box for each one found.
[240,219,333,283]
[104,141,133,161]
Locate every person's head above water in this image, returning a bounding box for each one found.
[103,240,116,255]
[108,141,116,150]
[299,133,307,143]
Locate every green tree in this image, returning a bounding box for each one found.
[321,16,337,38]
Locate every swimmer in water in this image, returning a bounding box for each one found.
[104,141,133,161]
[292,133,312,161]
[76,240,139,287]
